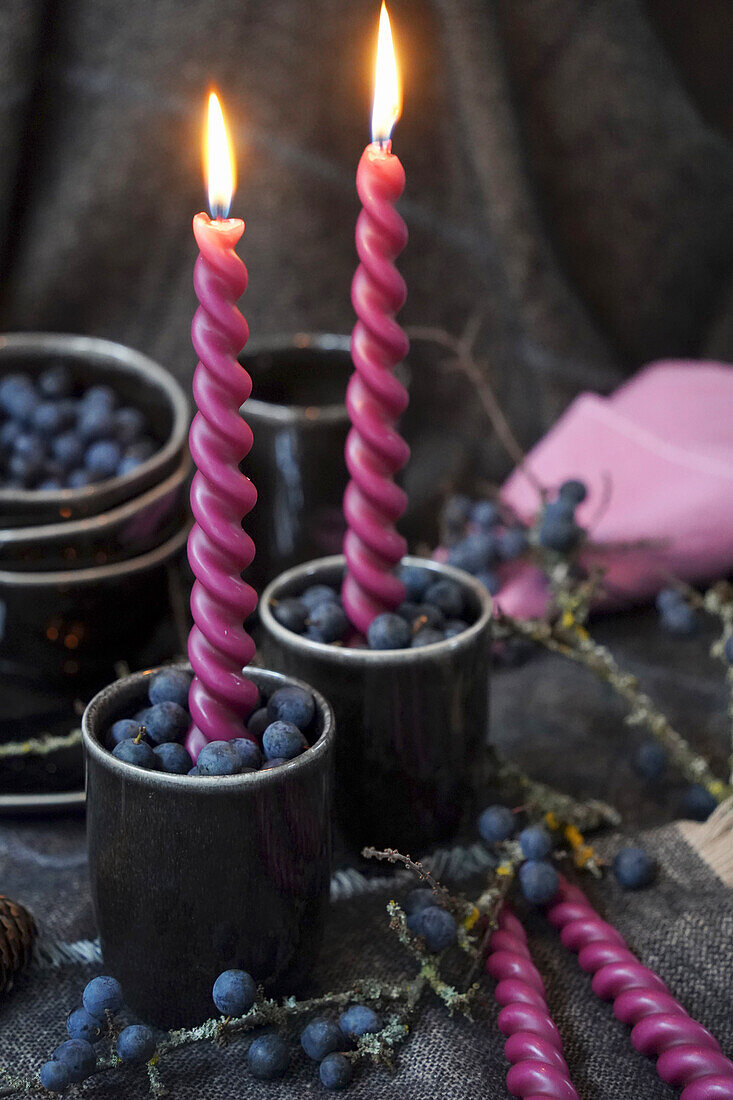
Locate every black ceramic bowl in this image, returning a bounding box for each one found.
[241,333,351,591]
[260,555,493,853]
[82,663,334,1027]
[0,524,189,688]
[0,449,191,571]
[0,333,190,527]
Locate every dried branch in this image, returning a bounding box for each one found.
[361,847,453,905]
[406,323,544,496]
[0,729,81,759]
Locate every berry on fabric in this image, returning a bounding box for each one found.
[612,847,656,890]
[519,860,559,905]
[320,1053,353,1090]
[478,805,516,844]
[518,825,553,861]
[116,1024,156,1063]
[301,1018,343,1061]
[51,1039,96,1083]
[212,969,257,1017]
[339,1004,380,1039]
[247,1033,289,1080]
[82,975,124,1018]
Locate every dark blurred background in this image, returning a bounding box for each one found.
[0,0,732,510]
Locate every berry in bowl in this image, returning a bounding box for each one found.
[103,666,320,780]
[269,559,478,651]
[0,333,189,526]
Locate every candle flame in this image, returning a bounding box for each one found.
[371,2,401,145]
[206,91,236,219]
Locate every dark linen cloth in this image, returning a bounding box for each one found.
[0,610,731,1097]
[0,810,730,1098]
[0,1,732,539]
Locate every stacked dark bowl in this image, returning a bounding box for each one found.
[0,334,192,798]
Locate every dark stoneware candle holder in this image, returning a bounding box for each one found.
[82,663,334,1027]
[240,334,351,591]
[260,555,492,854]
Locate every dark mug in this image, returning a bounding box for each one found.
[82,663,334,1027]
[260,555,492,854]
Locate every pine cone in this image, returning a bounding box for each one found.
[0,895,36,994]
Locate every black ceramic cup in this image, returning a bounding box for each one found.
[82,664,334,1028]
[240,334,351,591]
[260,555,492,854]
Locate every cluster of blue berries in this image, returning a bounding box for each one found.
[478,806,561,905]
[106,668,315,777]
[478,803,659,895]
[442,496,528,596]
[211,968,378,1089]
[39,975,156,1092]
[442,480,585,590]
[271,565,476,650]
[0,364,156,490]
[301,1005,379,1090]
[403,889,458,951]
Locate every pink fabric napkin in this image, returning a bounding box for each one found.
[495,360,733,618]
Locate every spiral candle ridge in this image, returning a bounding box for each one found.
[342,143,410,635]
[486,905,580,1100]
[187,214,259,751]
[546,877,733,1100]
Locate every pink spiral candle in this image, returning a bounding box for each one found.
[186,211,259,757]
[487,904,579,1100]
[341,142,410,634]
[341,4,409,635]
[546,876,733,1099]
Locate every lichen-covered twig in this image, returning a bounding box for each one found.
[464,847,520,988]
[0,730,81,760]
[361,847,453,906]
[0,981,419,1097]
[494,759,620,831]
[688,582,733,785]
[496,609,732,802]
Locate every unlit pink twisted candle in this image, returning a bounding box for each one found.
[341,141,410,635]
[546,876,733,1100]
[486,904,579,1100]
[186,212,259,757]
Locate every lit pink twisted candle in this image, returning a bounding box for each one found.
[342,142,409,634]
[185,94,259,757]
[487,905,579,1100]
[546,877,733,1100]
[341,2,410,635]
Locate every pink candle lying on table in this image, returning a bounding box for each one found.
[342,2,410,636]
[186,93,259,758]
